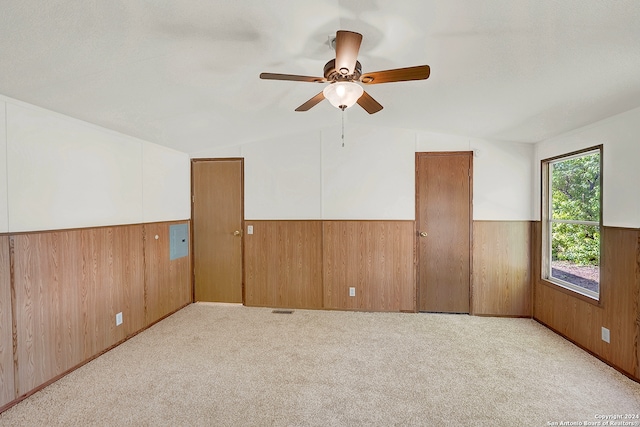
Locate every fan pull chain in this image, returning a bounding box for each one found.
[341,109,345,147]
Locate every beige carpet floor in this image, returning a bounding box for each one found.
[1,303,639,426]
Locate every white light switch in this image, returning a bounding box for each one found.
[116,312,123,326]
[247,225,253,235]
[349,287,356,297]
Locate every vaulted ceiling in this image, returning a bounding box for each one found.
[1,1,639,154]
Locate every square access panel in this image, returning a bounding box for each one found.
[169,223,189,260]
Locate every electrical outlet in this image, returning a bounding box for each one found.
[116,312,123,326]
[601,327,610,343]
[349,287,356,297]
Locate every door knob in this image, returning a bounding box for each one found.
[233,230,241,236]
[419,231,428,237]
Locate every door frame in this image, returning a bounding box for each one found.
[414,151,473,313]
[190,158,245,303]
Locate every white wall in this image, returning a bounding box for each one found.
[142,141,190,223]
[0,102,8,232]
[194,125,535,221]
[534,106,640,228]
[322,125,415,220]
[192,144,242,159]
[1,96,190,233]
[243,130,322,219]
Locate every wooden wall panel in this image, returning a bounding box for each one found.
[533,224,640,380]
[14,230,83,394]
[244,221,323,309]
[143,221,192,325]
[323,221,415,312]
[12,225,145,395]
[117,226,146,339]
[472,221,531,316]
[81,226,146,357]
[636,231,640,380]
[1,220,189,412]
[0,236,14,407]
[602,228,639,374]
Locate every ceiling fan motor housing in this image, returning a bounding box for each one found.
[324,59,362,82]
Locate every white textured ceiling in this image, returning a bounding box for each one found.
[1,0,639,154]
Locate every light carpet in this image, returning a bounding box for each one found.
[1,303,639,426]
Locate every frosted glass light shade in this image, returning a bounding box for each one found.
[323,82,363,110]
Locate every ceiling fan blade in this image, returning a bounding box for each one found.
[360,65,430,84]
[260,73,326,83]
[334,30,363,76]
[357,91,383,114]
[295,92,325,112]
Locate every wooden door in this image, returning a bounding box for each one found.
[416,152,472,313]
[192,159,244,303]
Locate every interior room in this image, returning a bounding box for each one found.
[0,0,639,424]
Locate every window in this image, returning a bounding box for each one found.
[541,147,602,300]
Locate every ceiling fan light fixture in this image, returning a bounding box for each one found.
[323,81,363,110]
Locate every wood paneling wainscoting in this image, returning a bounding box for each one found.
[472,221,532,316]
[244,220,536,315]
[244,221,323,309]
[0,236,13,408]
[244,220,415,312]
[323,221,415,312]
[144,222,192,324]
[12,226,145,394]
[0,220,191,412]
[532,223,640,381]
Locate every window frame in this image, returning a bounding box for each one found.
[541,145,603,302]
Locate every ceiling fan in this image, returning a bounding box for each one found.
[260,30,430,114]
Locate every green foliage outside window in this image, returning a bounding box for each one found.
[550,153,600,266]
